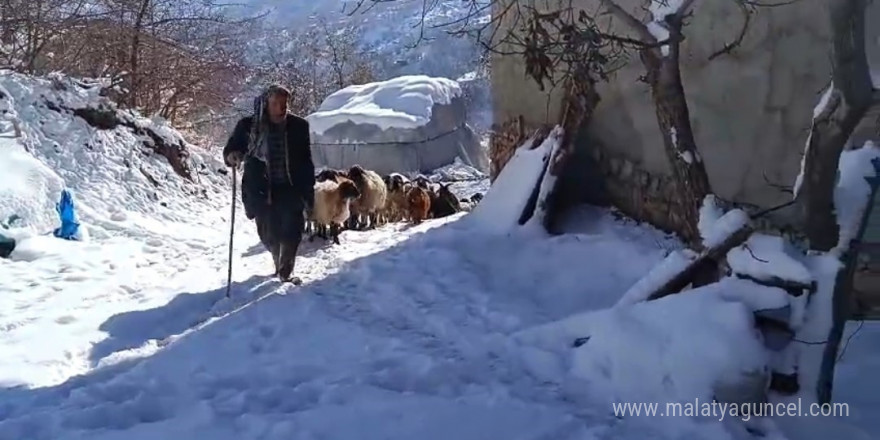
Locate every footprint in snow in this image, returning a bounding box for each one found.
[1,317,38,332]
[55,315,76,325]
[258,325,276,339]
[63,273,90,282]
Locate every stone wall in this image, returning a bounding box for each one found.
[547,126,685,234]
[488,115,527,181]
[490,0,880,232]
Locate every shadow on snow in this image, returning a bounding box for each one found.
[0,219,466,434]
[88,237,337,367]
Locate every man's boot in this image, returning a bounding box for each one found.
[277,241,302,285]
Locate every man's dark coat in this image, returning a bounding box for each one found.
[223,114,316,223]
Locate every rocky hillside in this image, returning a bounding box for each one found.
[243,0,489,82]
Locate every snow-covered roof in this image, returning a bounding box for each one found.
[306,75,462,136]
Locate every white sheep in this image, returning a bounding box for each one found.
[310,178,361,244]
[347,165,388,230]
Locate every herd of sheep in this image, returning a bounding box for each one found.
[305,165,485,244]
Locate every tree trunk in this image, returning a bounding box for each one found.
[795,0,876,405]
[128,0,151,109]
[0,2,13,47]
[638,22,712,248]
[797,0,876,252]
[600,0,712,248]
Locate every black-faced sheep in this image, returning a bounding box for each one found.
[389,173,410,186]
[307,169,346,235]
[347,165,387,230]
[412,174,431,190]
[316,168,346,183]
[310,178,361,244]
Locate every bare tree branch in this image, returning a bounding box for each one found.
[708,0,753,60]
[598,0,656,43]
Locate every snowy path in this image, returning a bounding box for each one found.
[0,207,697,440]
[0,228,229,387]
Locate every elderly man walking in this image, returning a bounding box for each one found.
[223,85,315,284]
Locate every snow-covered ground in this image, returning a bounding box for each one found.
[0,196,708,440]
[4,189,872,439]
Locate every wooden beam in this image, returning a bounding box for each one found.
[733,273,815,297]
[647,223,754,301]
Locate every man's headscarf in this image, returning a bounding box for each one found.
[247,84,290,162]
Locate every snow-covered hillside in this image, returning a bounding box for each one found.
[0,71,232,386]
[243,0,488,81]
[0,72,230,239]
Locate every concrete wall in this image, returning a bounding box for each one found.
[492,0,880,222]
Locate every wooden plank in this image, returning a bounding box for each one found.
[647,223,753,301]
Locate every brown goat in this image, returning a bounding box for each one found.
[405,185,432,224]
[382,173,411,222]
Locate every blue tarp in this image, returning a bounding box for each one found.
[53,189,81,241]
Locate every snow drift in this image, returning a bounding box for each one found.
[466,129,560,234]
[0,141,65,235]
[307,75,488,175]
[516,278,771,414]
